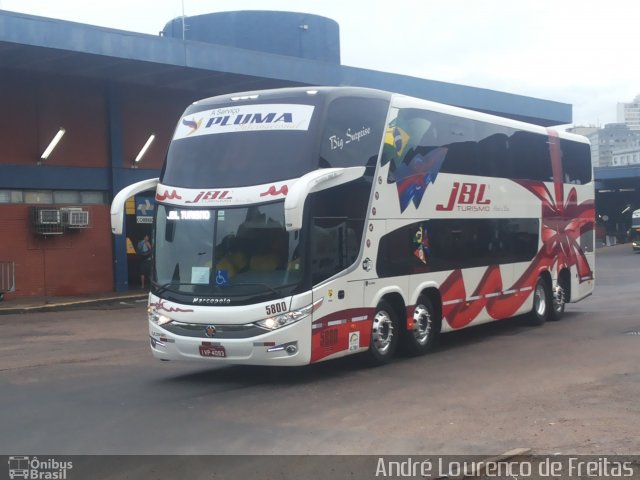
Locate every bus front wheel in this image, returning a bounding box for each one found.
[365,300,400,366]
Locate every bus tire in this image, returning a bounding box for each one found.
[549,280,566,321]
[528,277,550,326]
[365,300,400,366]
[402,295,439,356]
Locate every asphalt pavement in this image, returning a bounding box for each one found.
[0,244,638,457]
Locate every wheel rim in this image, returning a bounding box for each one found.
[534,282,547,317]
[372,310,395,355]
[413,304,432,345]
[553,285,565,313]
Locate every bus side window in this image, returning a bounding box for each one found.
[308,180,370,284]
[509,131,553,182]
[560,139,591,184]
[429,115,478,176]
[319,97,388,169]
[475,125,513,178]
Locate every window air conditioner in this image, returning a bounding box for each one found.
[38,209,61,225]
[62,208,90,228]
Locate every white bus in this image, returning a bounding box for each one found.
[111,87,595,366]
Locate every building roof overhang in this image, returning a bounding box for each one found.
[0,10,571,125]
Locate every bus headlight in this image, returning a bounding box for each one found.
[148,307,174,326]
[255,298,323,331]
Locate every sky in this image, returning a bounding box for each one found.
[2,0,639,127]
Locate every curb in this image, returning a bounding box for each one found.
[0,293,148,315]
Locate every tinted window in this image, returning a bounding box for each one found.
[510,131,553,181]
[385,109,479,178]
[386,108,554,181]
[319,97,388,171]
[308,179,371,285]
[377,218,539,277]
[431,115,479,176]
[560,139,592,184]
[475,123,513,178]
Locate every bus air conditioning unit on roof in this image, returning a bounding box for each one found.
[62,208,90,228]
[30,207,64,235]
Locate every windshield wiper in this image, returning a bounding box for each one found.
[151,281,206,296]
[152,281,298,298]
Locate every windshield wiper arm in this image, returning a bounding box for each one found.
[152,281,297,298]
[152,281,204,296]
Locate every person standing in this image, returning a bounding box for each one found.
[137,234,152,289]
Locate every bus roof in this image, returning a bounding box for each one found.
[390,92,589,145]
[190,86,392,108]
[188,86,588,144]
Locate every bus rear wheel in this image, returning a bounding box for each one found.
[528,277,550,326]
[365,300,400,366]
[549,282,566,321]
[402,296,439,356]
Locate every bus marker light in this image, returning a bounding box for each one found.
[267,341,298,354]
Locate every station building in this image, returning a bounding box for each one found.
[0,10,573,299]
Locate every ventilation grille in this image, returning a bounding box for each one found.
[30,208,63,235]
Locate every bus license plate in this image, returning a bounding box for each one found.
[199,345,226,358]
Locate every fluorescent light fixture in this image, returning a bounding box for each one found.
[134,134,156,164]
[40,128,66,160]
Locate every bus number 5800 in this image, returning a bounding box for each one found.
[266,301,287,316]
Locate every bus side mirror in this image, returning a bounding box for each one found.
[110,178,160,235]
[284,167,365,231]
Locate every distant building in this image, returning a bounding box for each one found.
[611,146,640,166]
[617,94,640,131]
[586,123,639,167]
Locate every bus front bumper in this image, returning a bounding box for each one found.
[148,318,311,366]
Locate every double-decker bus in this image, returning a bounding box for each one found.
[111,87,595,366]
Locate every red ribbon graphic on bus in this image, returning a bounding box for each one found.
[517,128,594,283]
[260,184,289,197]
[439,129,594,329]
[156,189,182,201]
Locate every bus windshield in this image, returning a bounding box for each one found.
[153,202,303,301]
[161,92,390,188]
[162,101,320,188]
